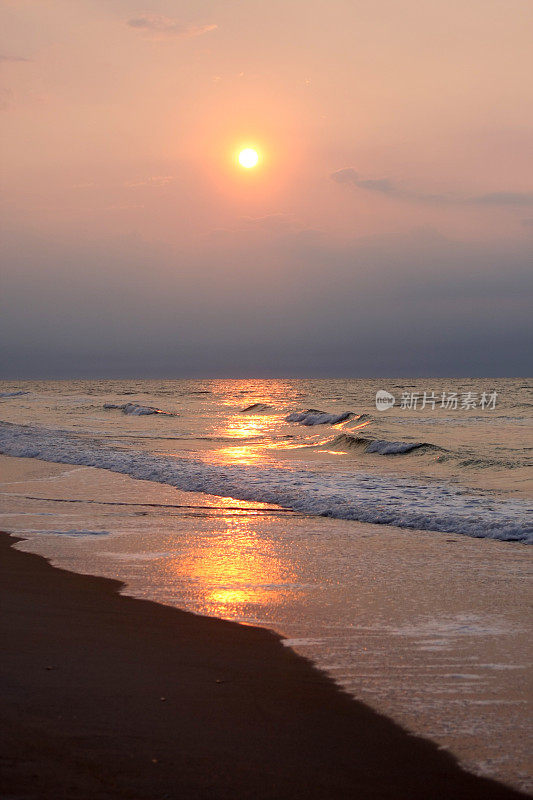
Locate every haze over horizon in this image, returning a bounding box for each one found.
[1,0,532,378]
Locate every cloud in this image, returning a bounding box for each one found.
[124,176,175,188]
[238,213,297,231]
[331,168,533,207]
[127,14,217,40]
[330,169,442,203]
[208,213,322,243]
[473,191,533,206]
[331,170,395,193]
[0,55,31,63]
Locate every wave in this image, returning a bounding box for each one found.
[330,434,444,455]
[286,409,354,426]
[458,456,526,470]
[0,391,29,398]
[18,528,110,536]
[0,422,531,543]
[241,403,274,413]
[103,403,176,416]
[13,494,296,514]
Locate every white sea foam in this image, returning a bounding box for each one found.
[0,422,531,542]
[103,403,175,416]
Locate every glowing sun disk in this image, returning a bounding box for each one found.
[238,148,259,168]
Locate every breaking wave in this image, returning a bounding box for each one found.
[286,409,354,426]
[330,434,445,455]
[241,403,274,413]
[103,403,176,416]
[0,422,531,543]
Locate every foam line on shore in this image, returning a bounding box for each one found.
[0,422,531,541]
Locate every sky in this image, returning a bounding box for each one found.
[1,0,532,378]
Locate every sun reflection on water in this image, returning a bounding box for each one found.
[222,414,272,439]
[217,406,280,465]
[164,497,294,621]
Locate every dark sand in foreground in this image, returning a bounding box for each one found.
[0,532,528,800]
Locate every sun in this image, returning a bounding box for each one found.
[238,148,259,169]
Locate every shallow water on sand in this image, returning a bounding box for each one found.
[0,378,531,790]
[1,456,531,792]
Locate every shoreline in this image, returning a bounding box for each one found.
[1,530,529,800]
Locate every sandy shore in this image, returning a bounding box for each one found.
[0,531,528,800]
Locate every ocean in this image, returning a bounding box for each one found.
[0,378,531,790]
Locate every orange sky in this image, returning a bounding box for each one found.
[1,0,532,376]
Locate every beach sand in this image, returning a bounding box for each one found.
[0,532,528,800]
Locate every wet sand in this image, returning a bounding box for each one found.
[0,531,528,800]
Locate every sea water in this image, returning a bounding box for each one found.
[0,378,531,789]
